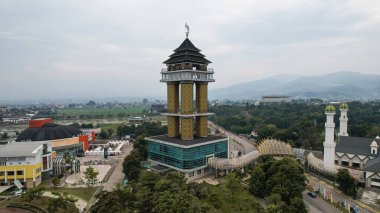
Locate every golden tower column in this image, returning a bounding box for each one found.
[181,83,194,140]
[196,83,208,137]
[167,83,179,137]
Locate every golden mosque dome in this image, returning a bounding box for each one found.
[340,103,349,109]
[325,105,336,112]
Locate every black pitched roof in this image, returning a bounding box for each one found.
[174,38,200,52]
[163,38,211,65]
[16,123,81,142]
[336,136,380,156]
[363,157,380,172]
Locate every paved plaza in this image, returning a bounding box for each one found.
[65,165,111,186]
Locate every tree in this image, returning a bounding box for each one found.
[224,173,242,197]
[86,100,96,106]
[266,193,288,212]
[99,130,109,139]
[336,169,355,195]
[267,157,306,203]
[289,197,307,213]
[84,166,99,186]
[249,166,266,197]
[135,186,155,213]
[51,176,60,188]
[48,195,78,213]
[123,151,141,181]
[48,196,68,212]
[153,172,193,213]
[1,132,8,139]
[91,189,135,213]
[107,128,115,137]
[22,186,45,201]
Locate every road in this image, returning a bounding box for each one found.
[303,191,340,213]
[208,121,256,153]
[306,173,375,213]
[103,144,133,191]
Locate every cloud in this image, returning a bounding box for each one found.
[0,0,379,100]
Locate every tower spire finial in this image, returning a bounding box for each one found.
[185,23,190,38]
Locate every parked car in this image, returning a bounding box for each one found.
[350,206,359,213]
[307,192,316,198]
[14,189,23,197]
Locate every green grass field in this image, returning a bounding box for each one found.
[57,106,147,117]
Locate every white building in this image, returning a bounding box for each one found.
[2,117,31,123]
[0,141,52,188]
[260,95,291,105]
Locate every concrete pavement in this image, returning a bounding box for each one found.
[103,144,133,191]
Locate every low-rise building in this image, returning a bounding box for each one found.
[150,104,166,113]
[0,141,52,188]
[16,118,92,155]
[260,95,291,105]
[335,136,379,170]
[128,117,144,125]
[2,116,31,123]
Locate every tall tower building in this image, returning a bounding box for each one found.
[339,103,348,136]
[323,105,336,169]
[146,27,228,180]
[161,34,213,140]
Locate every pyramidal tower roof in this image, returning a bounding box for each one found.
[163,38,211,65]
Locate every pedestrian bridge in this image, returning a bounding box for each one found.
[207,138,294,170]
[307,152,362,180]
[257,139,293,156]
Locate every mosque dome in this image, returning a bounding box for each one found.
[325,105,336,113]
[340,103,349,109]
[16,123,81,142]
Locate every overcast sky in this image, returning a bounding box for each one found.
[0,0,379,101]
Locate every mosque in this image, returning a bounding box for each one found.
[309,104,380,188]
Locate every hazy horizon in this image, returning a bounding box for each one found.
[1,1,380,100]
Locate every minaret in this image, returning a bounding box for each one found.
[161,26,214,140]
[323,105,336,168]
[339,103,349,136]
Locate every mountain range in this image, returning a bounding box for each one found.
[210,71,380,100]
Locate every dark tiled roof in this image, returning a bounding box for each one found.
[163,55,211,64]
[163,38,211,65]
[363,157,380,172]
[147,134,227,146]
[16,123,81,142]
[336,136,380,156]
[169,50,205,58]
[174,38,200,52]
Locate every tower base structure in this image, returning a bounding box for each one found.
[146,135,228,180]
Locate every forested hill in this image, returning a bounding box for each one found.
[210,71,380,100]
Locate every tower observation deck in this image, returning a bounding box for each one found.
[161,37,214,140]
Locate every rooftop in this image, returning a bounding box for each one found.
[363,157,380,172]
[163,38,211,65]
[147,134,227,146]
[16,123,81,142]
[0,141,47,157]
[336,136,380,156]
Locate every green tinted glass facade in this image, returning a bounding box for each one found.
[148,139,228,170]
